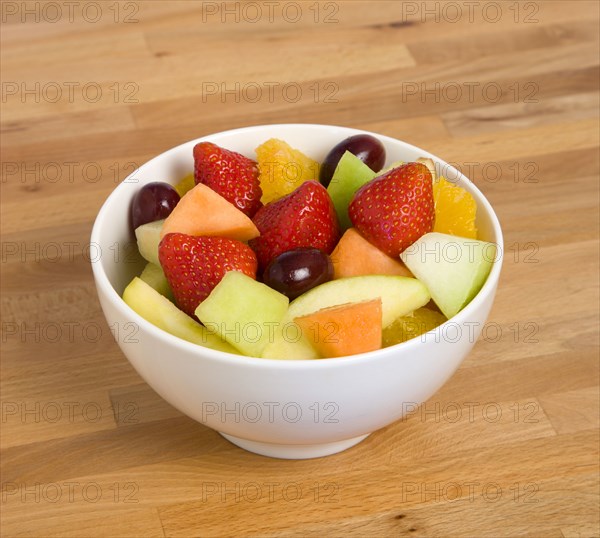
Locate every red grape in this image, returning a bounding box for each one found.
[319,134,386,187]
[263,248,333,300]
[131,182,180,232]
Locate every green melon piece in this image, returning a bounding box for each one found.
[174,173,195,197]
[135,219,164,266]
[195,271,289,358]
[123,277,235,353]
[400,232,496,319]
[375,158,435,180]
[375,160,404,177]
[261,330,319,360]
[139,262,173,301]
[416,157,436,180]
[327,151,376,229]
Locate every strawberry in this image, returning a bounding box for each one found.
[159,233,257,317]
[194,142,262,217]
[349,162,434,257]
[249,180,340,270]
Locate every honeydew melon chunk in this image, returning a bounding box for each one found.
[416,157,436,181]
[195,271,289,358]
[139,262,173,301]
[400,232,496,319]
[284,275,430,329]
[122,277,235,353]
[174,173,195,197]
[327,151,376,229]
[135,219,164,267]
[261,329,319,360]
[375,158,435,180]
[375,160,405,177]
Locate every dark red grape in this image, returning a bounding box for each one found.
[131,182,180,232]
[263,248,333,300]
[319,134,386,187]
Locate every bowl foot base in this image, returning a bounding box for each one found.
[219,432,370,459]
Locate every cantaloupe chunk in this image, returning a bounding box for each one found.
[294,299,382,358]
[330,228,412,279]
[160,183,260,241]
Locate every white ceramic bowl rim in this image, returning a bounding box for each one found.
[91,123,504,370]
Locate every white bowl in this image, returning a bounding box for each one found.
[91,124,503,459]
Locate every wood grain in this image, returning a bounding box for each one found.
[1,1,598,536]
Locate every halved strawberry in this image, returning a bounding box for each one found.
[194,142,262,217]
[249,180,340,271]
[349,162,434,257]
[159,233,257,317]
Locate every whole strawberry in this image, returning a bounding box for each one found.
[249,180,340,271]
[349,162,434,257]
[194,142,262,217]
[159,233,257,317]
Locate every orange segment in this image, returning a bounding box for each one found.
[433,177,478,239]
[294,299,382,358]
[256,138,320,204]
[160,183,259,241]
[331,228,413,279]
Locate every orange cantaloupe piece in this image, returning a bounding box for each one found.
[160,183,260,241]
[294,298,383,358]
[330,228,412,279]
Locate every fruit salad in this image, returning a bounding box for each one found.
[123,134,496,359]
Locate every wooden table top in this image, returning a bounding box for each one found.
[2,1,599,536]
